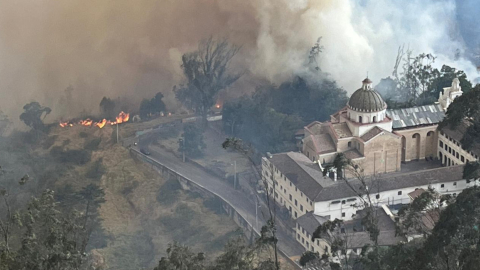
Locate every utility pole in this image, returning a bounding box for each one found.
[234,160,237,189]
[179,136,185,163]
[255,196,258,229]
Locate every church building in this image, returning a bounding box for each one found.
[301,78,463,177]
[261,77,475,255]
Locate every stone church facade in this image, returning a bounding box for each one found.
[301,78,463,177]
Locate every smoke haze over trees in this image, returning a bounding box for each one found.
[1,0,480,125]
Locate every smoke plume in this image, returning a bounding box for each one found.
[0,0,478,125]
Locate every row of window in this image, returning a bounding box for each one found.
[297,224,329,253]
[440,133,479,160]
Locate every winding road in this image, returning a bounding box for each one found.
[133,129,305,259]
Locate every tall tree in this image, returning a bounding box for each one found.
[180,123,206,157]
[99,97,116,118]
[176,37,241,123]
[19,102,51,131]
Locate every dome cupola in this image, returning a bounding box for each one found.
[347,78,386,112]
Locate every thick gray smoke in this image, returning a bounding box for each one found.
[0,0,478,125]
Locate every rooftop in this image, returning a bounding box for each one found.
[268,152,333,200]
[347,79,387,113]
[441,121,480,157]
[304,134,336,154]
[387,104,445,129]
[296,212,328,234]
[314,165,464,202]
[331,122,353,138]
[408,188,426,200]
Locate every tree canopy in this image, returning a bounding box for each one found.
[175,37,241,119]
[19,102,51,131]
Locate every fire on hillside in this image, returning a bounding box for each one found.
[59,111,130,128]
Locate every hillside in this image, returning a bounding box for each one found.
[0,123,239,270]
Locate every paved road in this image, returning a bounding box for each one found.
[135,131,305,258]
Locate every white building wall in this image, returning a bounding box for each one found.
[314,179,472,221]
[346,119,393,137]
[347,108,387,124]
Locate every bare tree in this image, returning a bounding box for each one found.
[222,138,280,270]
[176,37,241,125]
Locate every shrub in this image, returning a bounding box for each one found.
[50,146,91,165]
[42,135,58,149]
[203,196,225,215]
[156,178,182,206]
[85,158,106,180]
[84,137,102,151]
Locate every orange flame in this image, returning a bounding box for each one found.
[59,112,130,129]
[95,119,107,128]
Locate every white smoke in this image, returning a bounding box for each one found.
[0,0,478,126]
[252,0,479,90]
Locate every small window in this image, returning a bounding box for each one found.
[353,248,358,254]
[302,228,305,234]
[461,156,465,162]
[289,194,292,201]
[300,205,303,211]
[297,234,300,240]
[342,200,346,204]
[376,194,380,199]
[445,144,448,150]
[441,184,445,188]
[295,199,298,206]
[453,149,456,156]
[289,182,292,187]
[456,153,459,159]
[348,142,352,147]
[453,182,457,186]
[373,116,377,123]
[289,206,292,212]
[297,224,300,229]
[307,242,309,248]
[342,212,345,217]
[301,192,303,197]
[359,116,363,123]
[440,141,443,147]
[295,211,298,218]
[284,189,286,194]
[398,191,402,195]
[295,187,298,192]
[310,202,313,206]
[302,237,304,244]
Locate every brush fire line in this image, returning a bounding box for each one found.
[59,111,130,128]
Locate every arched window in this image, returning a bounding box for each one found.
[359,116,363,123]
[373,116,377,123]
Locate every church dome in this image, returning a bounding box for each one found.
[347,78,386,112]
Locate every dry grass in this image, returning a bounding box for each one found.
[31,124,240,270]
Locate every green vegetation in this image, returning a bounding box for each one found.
[84,137,102,150]
[50,146,92,165]
[156,178,182,206]
[19,101,51,132]
[140,92,167,120]
[180,123,206,157]
[175,37,240,121]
